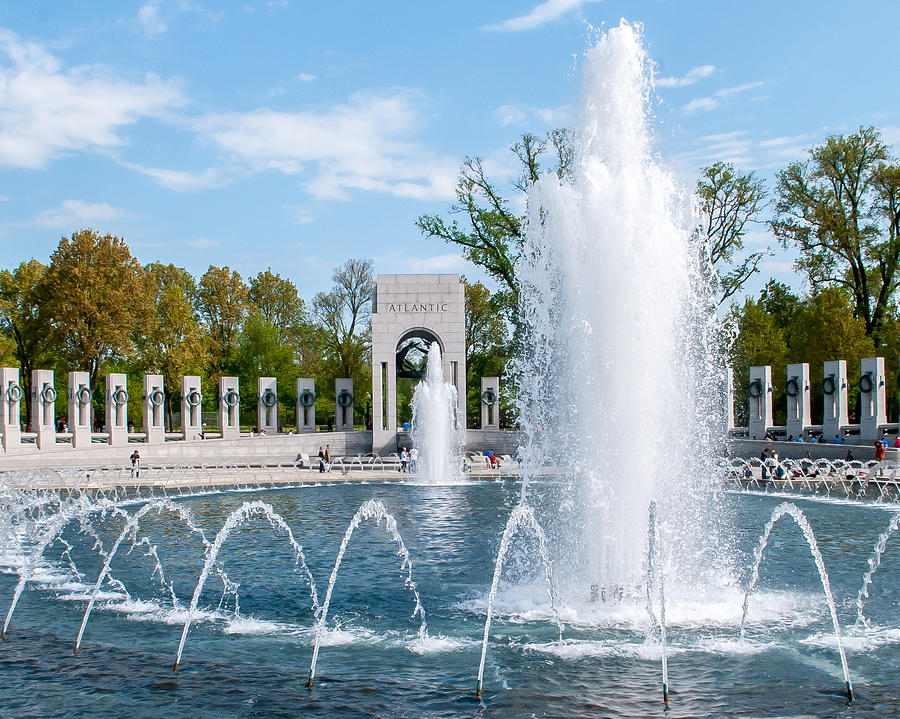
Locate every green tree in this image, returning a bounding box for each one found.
[464,280,511,426]
[41,230,148,388]
[772,126,900,344]
[785,287,875,422]
[233,313,297,428]
[248,269,306,340]
[135,263,209,429]
[696,161,768,304]
[0,260,49,420]
[729,297,789,426]
[416,130,573,324]
[198,266,248,375]
[312,259,374,427]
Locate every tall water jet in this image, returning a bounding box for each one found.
[410,343,463,484]
[511,20,728,594]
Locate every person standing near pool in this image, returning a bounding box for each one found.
[409,446,419,473]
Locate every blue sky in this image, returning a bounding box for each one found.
[1,0,899,301]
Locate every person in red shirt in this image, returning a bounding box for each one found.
[874,440,886,461]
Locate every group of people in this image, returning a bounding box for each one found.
[317,444,332,473]
[399,446,419,473]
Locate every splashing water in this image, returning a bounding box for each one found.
[475,503,562,698]
[855,511,900,628]
[174,501,318,671]
[74,498,208,654]
[740,502,853,699]
[308,498,426,688]
[510,20,728,595]
[410,343,463,484]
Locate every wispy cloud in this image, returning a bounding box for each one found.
[683,97,719,115]
[0,28,186,168]
[656,64,716,88]
[136,1,223,36]
[25,199,130,230]
[678,130,814,169]
[296,72,316,83]
[186,237,215,248]
[484,0,602,32]
[120,163,227,191]
[493,102,574,128]
[682,80,764,115]
[138,2,167,36]
[191,89,459,200]
[376,251,470,274]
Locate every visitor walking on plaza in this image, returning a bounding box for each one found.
[400,447,410,473]
[317,446,326,473]
[325,444,332,472]
[409,446,419,474]
[130,449,141,479]
[874,440,886,461]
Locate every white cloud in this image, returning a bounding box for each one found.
[186,237,215,248]
[0,28,187,168]
[193,90,458,200]
[120,162,226,191]
[376,251,470,274]
[656,64,716,88]
[683,97,720,115]
[495,104,528,127]
[26,199,129,229]
[493,102,573,128]
[484,0,602,32]
[138,1,167,36]
[281,204,314,224]
[682,80,764,115]
[296,73,316,83]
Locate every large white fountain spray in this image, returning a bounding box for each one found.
[410,343,463,484]
[513,20,728,593]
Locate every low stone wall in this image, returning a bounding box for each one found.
[729,438,899,462]
[0,431,374,470]
[0,428,525,470]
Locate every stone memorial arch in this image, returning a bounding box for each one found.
[371,274,466,454]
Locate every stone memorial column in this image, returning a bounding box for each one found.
[31,369,56,450]
[335,379,354,431]
[181,376,203,441]
[0,367,22,452]
[748,365,772,440]
[105,373,129,446]
[257,377,278,434]
[785,363,811,440]
[822,360,849,442]
[859,357,886,443]
[480,377,500,430]
[67,371,92,448]
[143,374,165,444]
[296,378,315,433]
[219,376,240,439]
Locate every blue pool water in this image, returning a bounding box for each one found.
[1,481,899,718]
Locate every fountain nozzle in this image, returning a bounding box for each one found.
[475,679,482,699]
[846,680,854,702]
[663,682,669,706]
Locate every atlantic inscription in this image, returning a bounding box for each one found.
[386,303,450,312]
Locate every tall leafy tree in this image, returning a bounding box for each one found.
[464,280,511,426]
[41,230,148,388]
[772,126,900,344]
[696,161,768,305]
[313,259,374,425]
[135,263,209,429]
[0,260,49,420]
[248,268,311,362]
[416,130,573,323]
[198,266,248,375]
